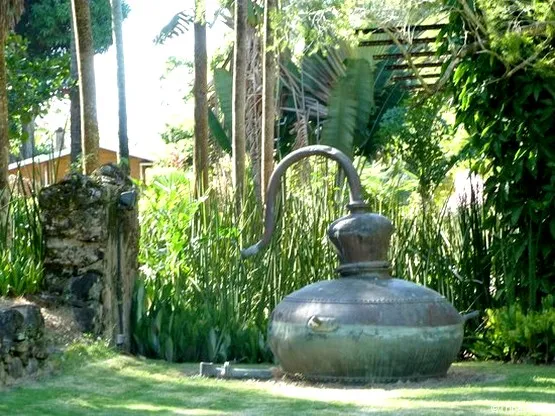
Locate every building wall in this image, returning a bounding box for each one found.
[8,149,150,188]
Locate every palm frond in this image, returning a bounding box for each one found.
[154,10,193,45]
[320,58,374,158]
[213,68,233,136]
[208,109,232,154]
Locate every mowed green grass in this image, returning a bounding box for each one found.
[1,345,553,415]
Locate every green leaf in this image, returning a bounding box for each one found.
[510,205,524,226]
[155,12,193,44]
[213,68,233,136]
[208,109,232,154]
[453,65,466,84]
[320,59,374,158]
[164,336,174,362]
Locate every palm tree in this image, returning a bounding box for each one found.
[261,0,277,200]
[193,0,208,195]
[0,0,25,209]
[154,6,209,196]
[71,0,100,174]
[233,0,247,208]
[69,13,81,165]
[111,0,129,173]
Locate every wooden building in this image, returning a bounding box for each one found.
[8,147,153,188]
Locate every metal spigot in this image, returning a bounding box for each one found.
[242,145,369,258]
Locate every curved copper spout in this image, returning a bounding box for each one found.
[241,145,368,257]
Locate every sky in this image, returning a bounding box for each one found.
[40,0,228,160]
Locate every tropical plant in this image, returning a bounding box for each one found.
[276,42,407,159]
[133,162,346,362]
[471,295,555,364]
[155,4,209,195]
[5,34,69,152]
[377,94,457,204]
[0,181,44,296]
[439,0,555,310]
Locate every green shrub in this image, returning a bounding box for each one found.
[0,191,44,296]
[132,165,342,363]
[471,296,555,364]
[133,154,551,363]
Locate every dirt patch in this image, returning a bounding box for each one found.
[192,364,504,390]
[272,366,505,390]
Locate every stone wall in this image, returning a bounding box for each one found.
[39,164,139,350]
[0,305,48,385]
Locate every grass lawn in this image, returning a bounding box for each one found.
[1,344,553,415]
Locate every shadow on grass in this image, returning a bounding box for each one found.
[411,387,555,403]
[0,359,360,416]
[0,358,553,415]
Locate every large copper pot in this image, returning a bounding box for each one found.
[243,145,475,382]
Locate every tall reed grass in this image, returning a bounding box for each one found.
[133,163,343,362]
[133,162,516,363]
[0,176,44,296]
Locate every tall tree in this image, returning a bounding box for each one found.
[110,0,129,173]
[16,0,123,165]
[0,0,25,204]
[193,0,208,195]
[232,0,247,207]
[71,0,100,174]
[69,16,81,164]
[261,0,276,200]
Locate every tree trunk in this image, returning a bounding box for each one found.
[69,11,82,165]
[245,26,262,202]
[0,31,9,207]
[111,0,129,174]
[261,0,277,201]
[193,0,209,196]
[233,0,247,209]
[71,0,100,174]
[0,0,24,226]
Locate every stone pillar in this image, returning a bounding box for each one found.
[39,164,139,351]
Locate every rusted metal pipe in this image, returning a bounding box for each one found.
[242,145,368,257]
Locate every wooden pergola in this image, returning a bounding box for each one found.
[355,24,447,91]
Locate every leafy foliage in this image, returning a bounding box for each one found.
[471,295,555,364]
[440,0,555,310]
[5,34,69,145]
[277,43,405,159]
[377,95,456,201]
[16,0,129,55]
[320,58,374,157]
[274,0,358,54]
[213,68,233,135]
[160,124,193,144]
[0,187,44,296]
[133,165,344,362]
[207,68,233,154]
[154,10,193,45]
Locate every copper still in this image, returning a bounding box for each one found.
[243,145,476,382]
